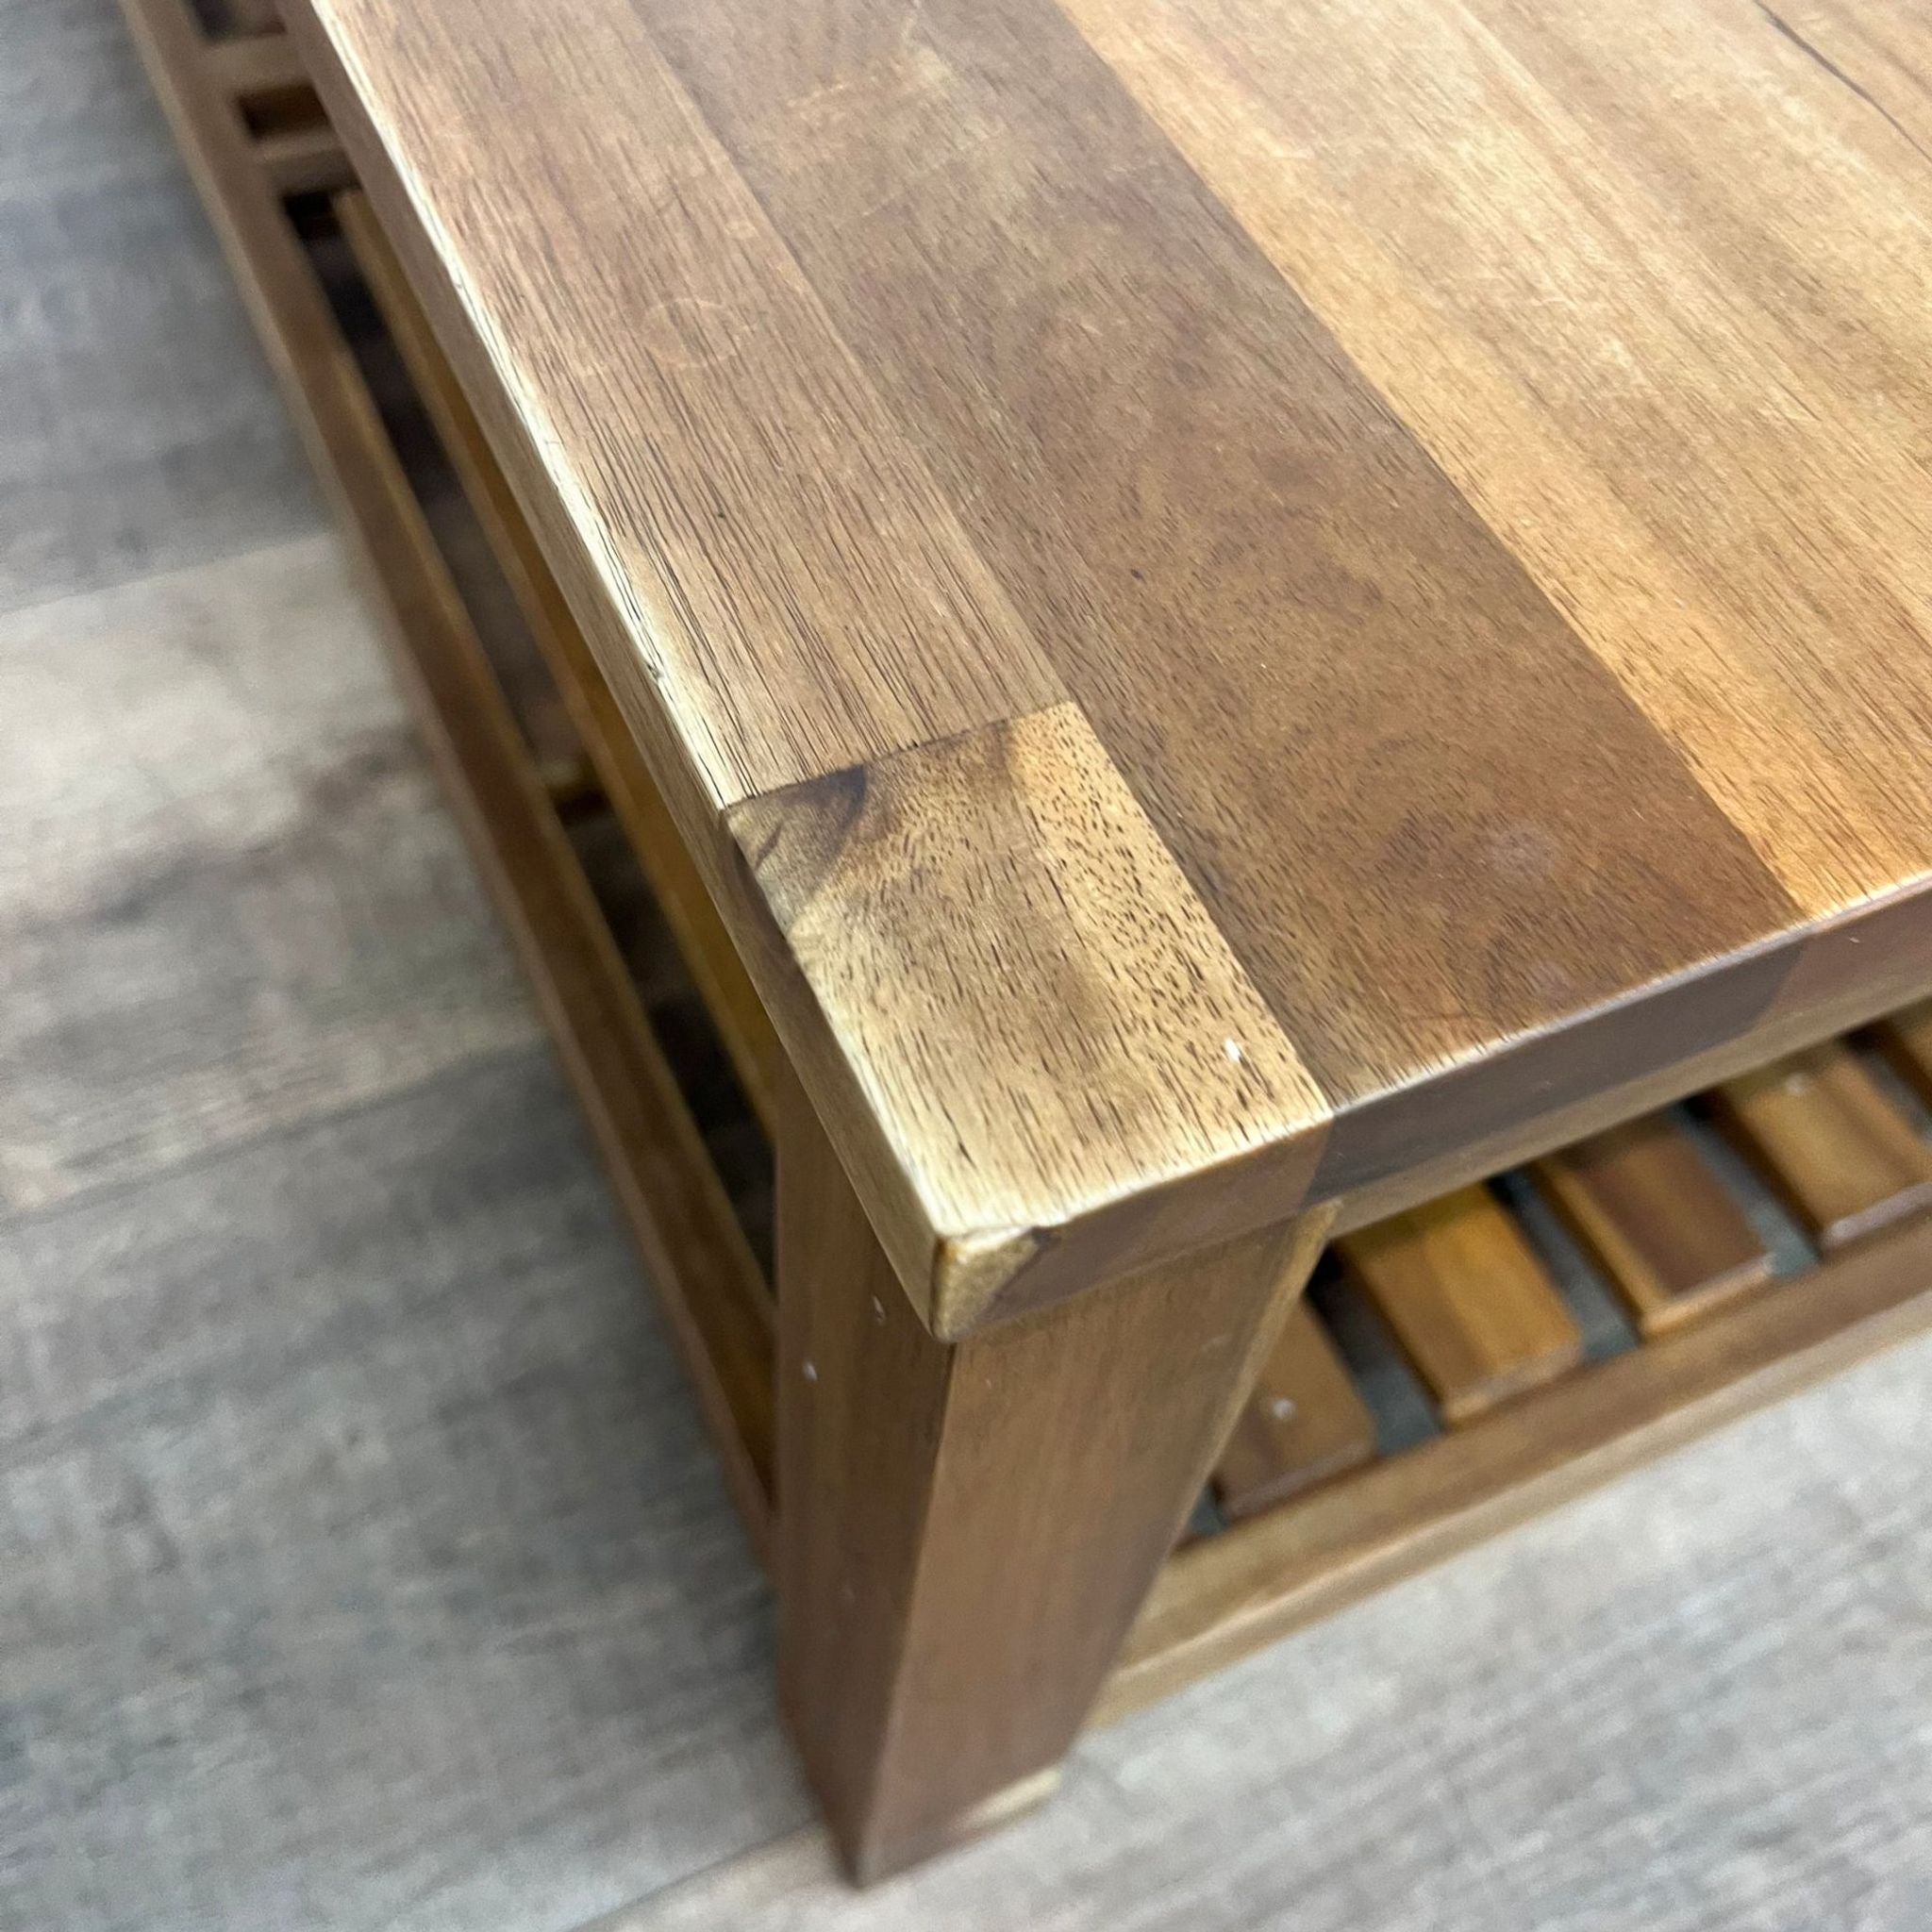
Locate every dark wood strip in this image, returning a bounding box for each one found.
[1713,1041,1932,1250]
[1338,1186,1583,1424]
[1212,1302,1376,1519]
[254,122,352,196]
[637,0,1799,1158]
[1535,1114,1774,1336]
[778,1063,1334,1879]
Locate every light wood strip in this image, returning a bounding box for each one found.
[1713,1042,1932,1250]
[335,189,780,1134]
[1771,0,1932,157]
[289,0,1063,808]
[1536,1114,1774,1336]
[1105,1207,1932,1724]
[1211,1302,1376,1520]
[1338,1187,1583,1424]
[116,0,774,1556]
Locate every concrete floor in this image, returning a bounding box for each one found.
[5,2,1932,1925]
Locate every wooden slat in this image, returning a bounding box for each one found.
[1211,1301,1375,1520]
[1105,1204,1932,1726]
[1535,1114,1774,1336]
[115,0,774,1559]
[1713,1042,1932,1250]
[334,190,780,1135]
[206,31,307,99]
[254,122,353,197]
[538,753,602,817]
[1873,1002,1932,1110]
[1337,1186,1583,1424]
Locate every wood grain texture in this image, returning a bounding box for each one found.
[276,0,1932,1312]
[1536,1115,1775,1335]
[287,0,1061,810]
[73,2,1932,1919]
[1339,1187,1583,1424]
[1713,1043,1932,1249]
[1211,1302,1377,1520]
[774,1065,1331,1879]
[1769,0,1932,158]
[729,704,1328,1336]
[1107,1207,1932,1728]
[1065,0,1932,923]
[0,534,537,1213]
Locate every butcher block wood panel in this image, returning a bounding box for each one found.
[278,0,1932,1324]
[334,189,781,1134]
[1211,1302,1377,1520]
[1061,0,1932,921]
[1713,1043,1932,1250]
[286,0,1065,811]
[634,0,1793,1153]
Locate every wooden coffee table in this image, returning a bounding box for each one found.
[125,0,1932,1882]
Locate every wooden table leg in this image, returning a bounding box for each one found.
[774,1072,1333,1881]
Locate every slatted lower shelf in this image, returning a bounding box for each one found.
[126,0,1932,1740]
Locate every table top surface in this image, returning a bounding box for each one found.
[297,0,1932,1329]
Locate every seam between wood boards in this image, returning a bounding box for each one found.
[1051,0,1899,935]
